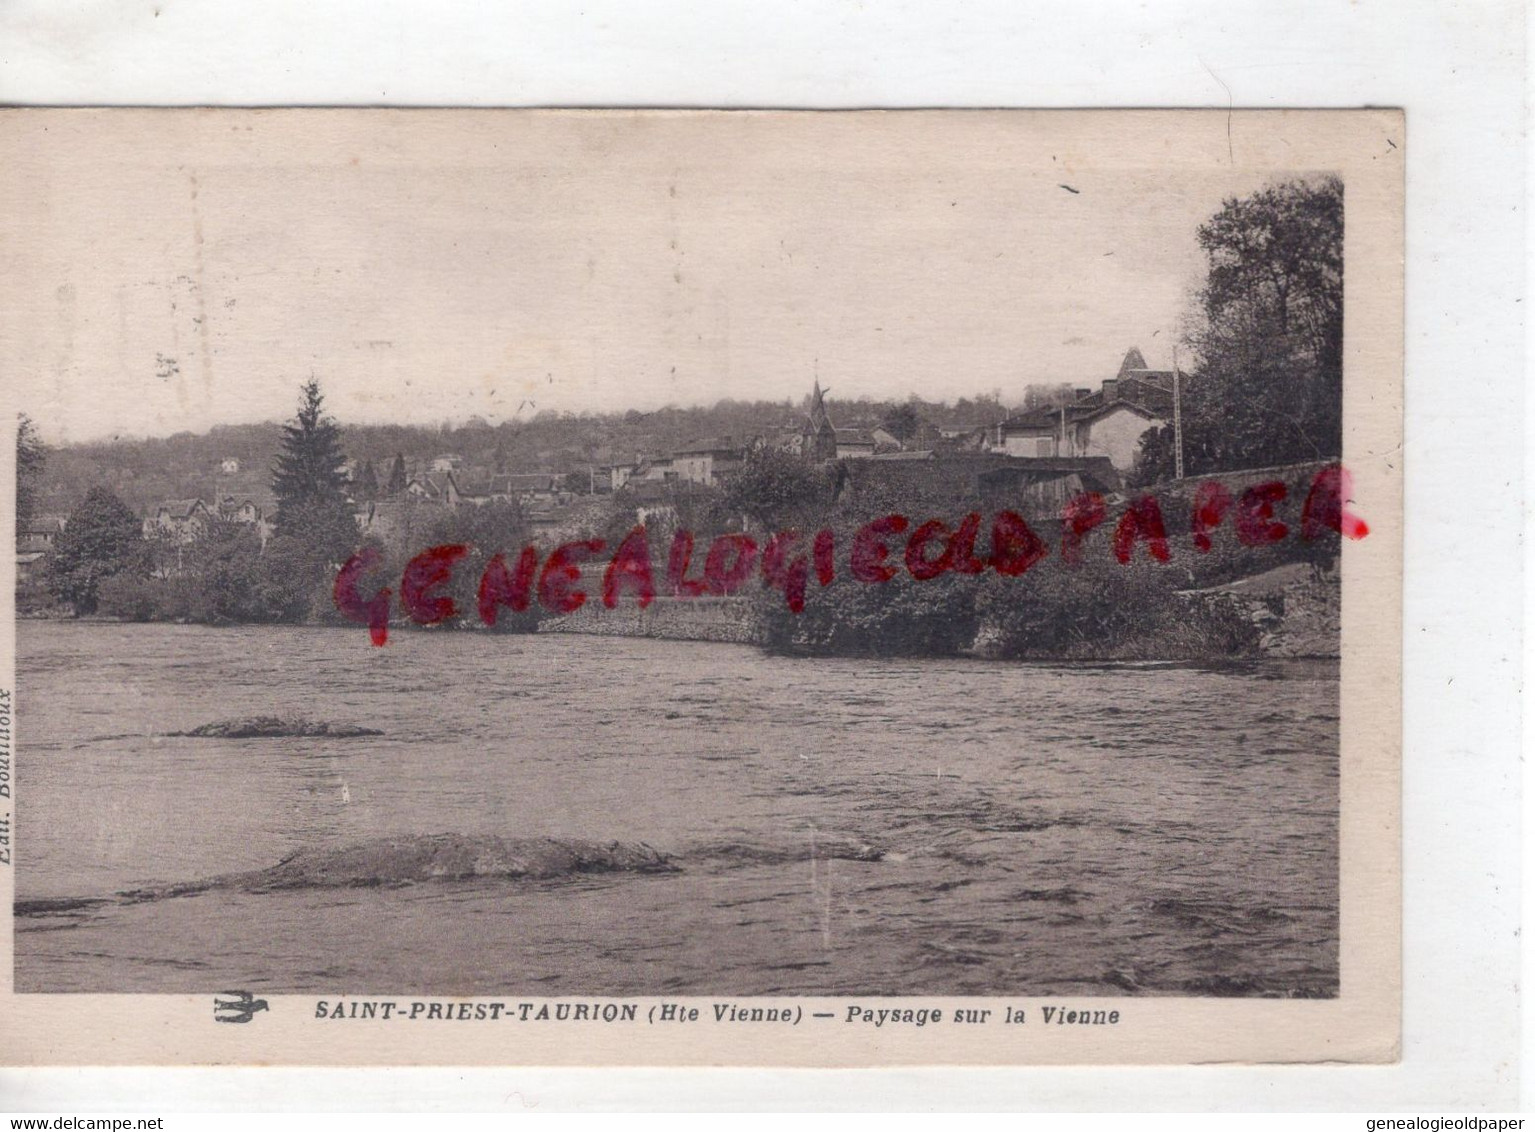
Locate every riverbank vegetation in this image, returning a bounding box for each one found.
[17,177,1346,661]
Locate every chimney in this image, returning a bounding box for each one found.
[1074,387,1091,402]
[1102,378,1119,401]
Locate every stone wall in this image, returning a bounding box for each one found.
[1187,561,1341,659]
[539,594,762,644]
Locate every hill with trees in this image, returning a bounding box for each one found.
[25,392,1016,518]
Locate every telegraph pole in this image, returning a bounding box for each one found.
[1171,343,1186,480]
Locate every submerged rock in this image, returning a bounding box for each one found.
[25,831,913,913]
[212,834,676,893]
[236,829,675,890]
[169,716,383,739]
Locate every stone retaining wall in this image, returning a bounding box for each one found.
[539,595,762,644]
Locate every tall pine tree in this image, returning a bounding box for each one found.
[271,379,349,530]
[269,379,358,569]
[356,459,379,502]
[385,453,408,496]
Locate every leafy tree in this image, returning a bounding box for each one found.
[47,486,145,614]
[1022,383,1076,412]
[271,379,350,531]
[1139,176,1343,482]
[1199,176,1342,362]
[16,413,46,526]
[252,535,326,623]
[187,517,265,622]
[413,501,539,630]
[720,446,829,530]
[278,497,363,575]
[880,403,922,445]
[426,500,529,556]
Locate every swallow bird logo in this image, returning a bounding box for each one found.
[213,990,270,1024]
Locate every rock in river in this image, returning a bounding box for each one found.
[168,715,383,739]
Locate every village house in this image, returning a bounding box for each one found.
[143,498,213,544]
[497,472,564,505]
[455,472,566,509]
[405,471,463,509]
[993,347,1174,473]
[16,516,66,582]
[213,494,276,545]
[610,455,675,490]
[833,428,878,459]
[671,437,745,487]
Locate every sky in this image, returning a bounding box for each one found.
[2,110,1292,445]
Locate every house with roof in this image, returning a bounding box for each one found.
[476,472,564,506]
[607,462,637,492]
[995,347,1175,473]
[405,471,463,509]
[833,428,878,459]
[143,498,213,544]
[17,516,66,582]
[213,494,276,546]
[613,455,675,489]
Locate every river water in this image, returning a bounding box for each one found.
[15,622,1338,997]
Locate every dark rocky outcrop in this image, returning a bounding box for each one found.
[167,716,383,739]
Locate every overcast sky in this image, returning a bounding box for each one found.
[4,110,1292,444]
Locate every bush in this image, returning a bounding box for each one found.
[250,535,327,623]
[95,574,206,622]
[972,556,1259,661]
[752,569,979,657]
[744,506,1269,661]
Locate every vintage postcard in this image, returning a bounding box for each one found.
[0,108,1401,1066]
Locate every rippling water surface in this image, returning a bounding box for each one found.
[16,621,1338,996]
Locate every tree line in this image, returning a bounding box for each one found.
[17,175,1344,635]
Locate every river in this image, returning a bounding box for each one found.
[15,621,1338,997]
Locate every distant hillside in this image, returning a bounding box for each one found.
[29,392,1016,517]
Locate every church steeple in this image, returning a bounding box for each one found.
[1117,346,1149,378]
[804,379,838,461]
